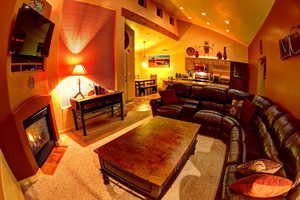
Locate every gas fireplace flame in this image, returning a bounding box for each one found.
[27,132,35,142]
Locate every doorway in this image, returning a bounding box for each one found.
[257,56,266,96]
[124,24,135,102]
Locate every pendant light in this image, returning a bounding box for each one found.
[141,41,148,68]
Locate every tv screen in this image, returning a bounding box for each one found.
[10,4,55,58]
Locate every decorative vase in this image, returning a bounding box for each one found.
[204,41,210,54]
[217,51,222,59]
[223,47,227,60]
[195,51,199,58]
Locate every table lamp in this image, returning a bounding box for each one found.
[73,64,87,99]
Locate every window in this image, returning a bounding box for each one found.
[170,17,175,25]
[156,7,163,18]
[138,0,147,8]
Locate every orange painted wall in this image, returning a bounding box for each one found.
[248,0,300,120]
[59,0,115,89]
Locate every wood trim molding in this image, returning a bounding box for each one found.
[121,8,179,41]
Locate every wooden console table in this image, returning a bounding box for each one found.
[70,92,124,136]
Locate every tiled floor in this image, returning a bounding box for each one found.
[126,93,160,112]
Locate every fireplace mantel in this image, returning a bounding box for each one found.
[10,95,59,180]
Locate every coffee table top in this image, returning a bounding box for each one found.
[94,116,200,186]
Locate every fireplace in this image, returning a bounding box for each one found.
[6,95,59,180]
[23,106,55,167]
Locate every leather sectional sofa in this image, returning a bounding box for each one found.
[150,83,300,200]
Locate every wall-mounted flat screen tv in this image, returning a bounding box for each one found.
[10,4,55,58]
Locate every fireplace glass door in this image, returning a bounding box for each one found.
[23,106,55,167]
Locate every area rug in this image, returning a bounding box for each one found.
[24,134,226,200]
[66,111,152,147]
[41,146,68,175]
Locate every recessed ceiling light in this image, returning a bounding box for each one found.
[225,20,230,24]
[188,16,192,20]
[206,22,210,25]
[226,29,230,33]
[201,12,206,16]
[179,6,184,10]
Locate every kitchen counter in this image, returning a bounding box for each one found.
[163,79,229,89]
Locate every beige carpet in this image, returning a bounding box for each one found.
[67,111,152,147]
[24,117,226,200]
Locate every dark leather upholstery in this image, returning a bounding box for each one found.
[263,105,286,129]
[201,87,229,103]
[156,104,183,119]
[150,86,300,200]
[227,141,245,164]
[228,89,252,101]
[200,101,225,112]
[252,95,273,110]
[272,114,300,148]
[194,110,223,127]
[173,83,192,98]
[191,86,204,99]
[280,132,300,179]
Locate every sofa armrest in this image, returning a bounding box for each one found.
[150,98,163,116]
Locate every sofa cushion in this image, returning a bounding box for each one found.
[159,89,180,105]
[255,117,281,161]
[240,100,257,126]
[222,165,287,200]
[173,83,192,98]
[201,87,229,103]
[200,101,225,112]
[237,159,282,175]
[229,174,293,198]
[194,110,223,127]
[244,127,263,161]
[280,132,300,180]
[191,86,204,99]
[263,105,286,130]
[156,104,183,119]
[272,114,300,148]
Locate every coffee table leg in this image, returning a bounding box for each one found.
[191,139,197,155]
[103,173,110,185]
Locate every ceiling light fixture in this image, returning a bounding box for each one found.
[179,6,184,10]
[225,20,230,24]
[201,12,206,16]
[188,16,192,20]
[206,22,210,25]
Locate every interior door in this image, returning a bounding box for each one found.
[257,57,266,96]
[124,24,135,102]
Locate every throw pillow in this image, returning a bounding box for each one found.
[237,159,282,175]
[230,174,293,198]
[240,99,257,125]
[159,89,181,105]
[229,99,244,119]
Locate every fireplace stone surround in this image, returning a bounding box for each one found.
[10,95,59,180]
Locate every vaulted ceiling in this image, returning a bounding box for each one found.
[152,0,275,45]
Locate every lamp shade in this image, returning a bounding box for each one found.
[72,64,87,75]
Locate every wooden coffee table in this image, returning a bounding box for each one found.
[94,116,200,200]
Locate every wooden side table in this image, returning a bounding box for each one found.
[70,91,124,136]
